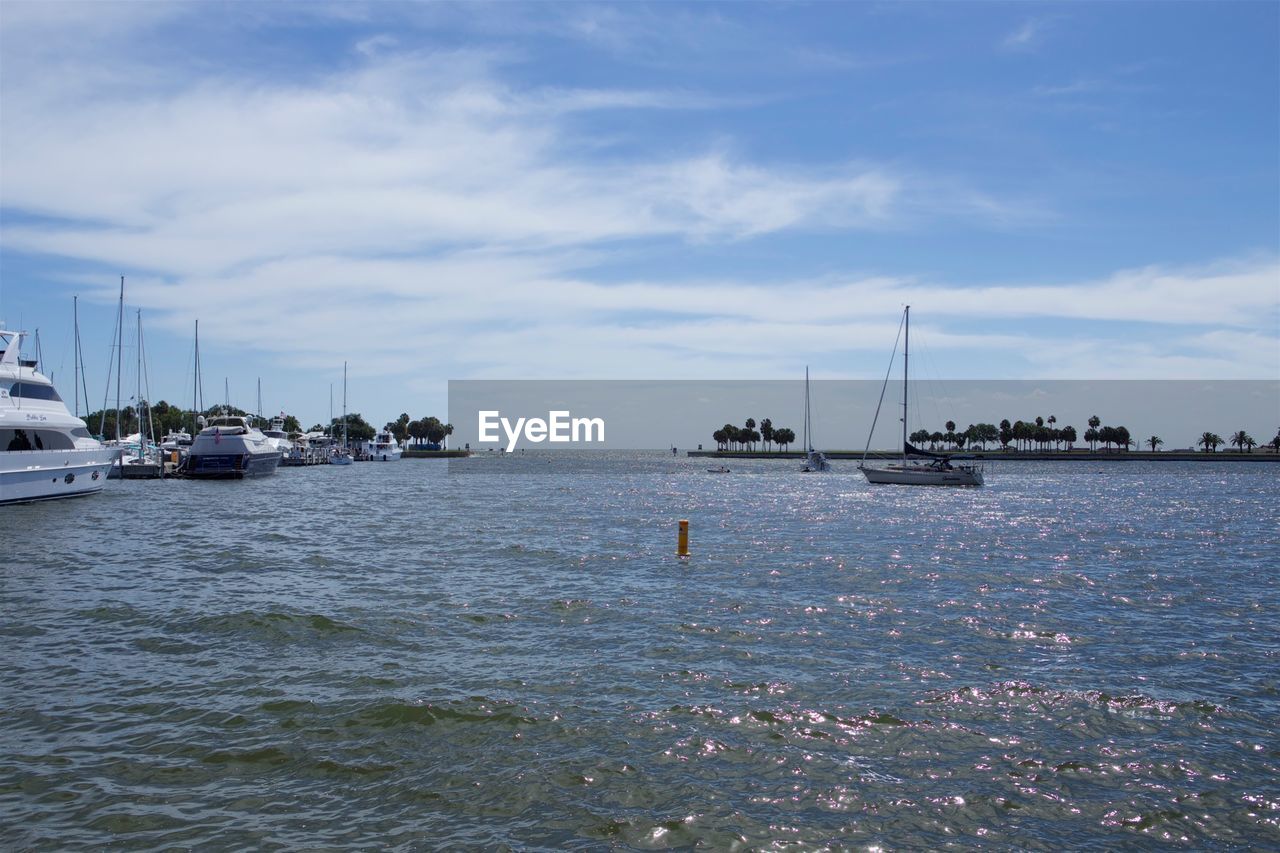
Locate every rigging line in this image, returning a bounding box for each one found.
[861,309,907,464]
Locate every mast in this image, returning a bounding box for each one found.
[114,277,124,441]
[192,319,201,433]
[257,378,262,426]
[73,297,80,418]
[804,366,810,452]
[136,310,142,446]
[902,305,909,465]
[342,361,348,449]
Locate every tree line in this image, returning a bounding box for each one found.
[379,413,454,448]
[81,401,304,442]
[79,402,455,449]
[712,418,797,451]
[709,412,1280,453]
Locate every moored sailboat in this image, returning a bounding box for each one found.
[801,366,830,472]
[859,306,984,487]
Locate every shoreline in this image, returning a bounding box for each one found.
[686,449,1280,462]
[400,449,471,458]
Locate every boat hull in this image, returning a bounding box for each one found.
[184,450,281,479]
[0,448,118,505]
[861,465,984,487]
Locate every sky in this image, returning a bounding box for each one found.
[1,1,1277,437]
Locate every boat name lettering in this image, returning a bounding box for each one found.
[478,410,605,452]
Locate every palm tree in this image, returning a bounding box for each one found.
[760,418,773,451]
[1230,430,1254,452]
[1147,435,1163,452]
[1199,431,1222,452]
[1270,430,1280,453]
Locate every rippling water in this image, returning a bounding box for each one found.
[3,453,1278,848]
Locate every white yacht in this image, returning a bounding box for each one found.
[0,327,118,504]
[260,416,293,458]
[183,414,282,478]
[363,428,403,461]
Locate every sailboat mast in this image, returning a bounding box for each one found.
[902,305,909,465]
[342,361,348,448]
[114,276,124,441]
[73,297,79,419]
[136,310,143,446]
[192,320,201,433]
[804,366,810,452]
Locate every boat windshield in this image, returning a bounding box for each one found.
[0,380,63,402]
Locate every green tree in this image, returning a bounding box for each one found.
[1084,427,1099,451]
[1199,431,1222,452]
[998,419,1013,449]
[1271,430,1280,453]
[760,418,773,451]
[391,413,411,444]
[773,427,795,451]
[1230,430,1254,452]
[1061,425,1077,449]
[1147,435,1163,452]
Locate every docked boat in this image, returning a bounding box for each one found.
[859,306,983,487]
[363,428,403,461]
[183,415,281,478]
[330,362,353,465]
[260,416,293,459]
[0,327,118,504]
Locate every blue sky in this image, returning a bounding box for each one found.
[0,1,1276,433]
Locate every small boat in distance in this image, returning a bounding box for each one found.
[859,306,984,487]
[363,427,402,461]
[331,362,353,465]
[706,465,730,473]
[801,366,830,472]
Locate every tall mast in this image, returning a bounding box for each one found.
[257,378,262,425]
[136,310,142,444]
[804,366,811,452]
[73,297,80,418]
[902,305,909,465]
[342,361,348,447]
[192,320,201,433]
[114,276,124,441]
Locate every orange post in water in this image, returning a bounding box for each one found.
[677,519,689,557]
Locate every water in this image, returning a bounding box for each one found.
[3,453,1278,849]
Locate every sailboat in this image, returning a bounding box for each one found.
[801,366,830,472]
[859,306,984,486]
[330,362,353,465]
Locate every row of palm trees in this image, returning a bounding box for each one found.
[712,418,797,451]
[1196,430,1279,452]
[712,412,1279,454]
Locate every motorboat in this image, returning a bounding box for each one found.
[0,327,117,504]
[183,414,282,478]
[260,415,293,458]
[363,428,403,461]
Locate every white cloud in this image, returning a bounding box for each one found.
[1002,19,1045,51]
[2,11,1275,392]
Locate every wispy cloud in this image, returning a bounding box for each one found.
[1002,18,1045,51]
[1,4,1274,394]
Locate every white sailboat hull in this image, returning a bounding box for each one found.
[861,464,984,487]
